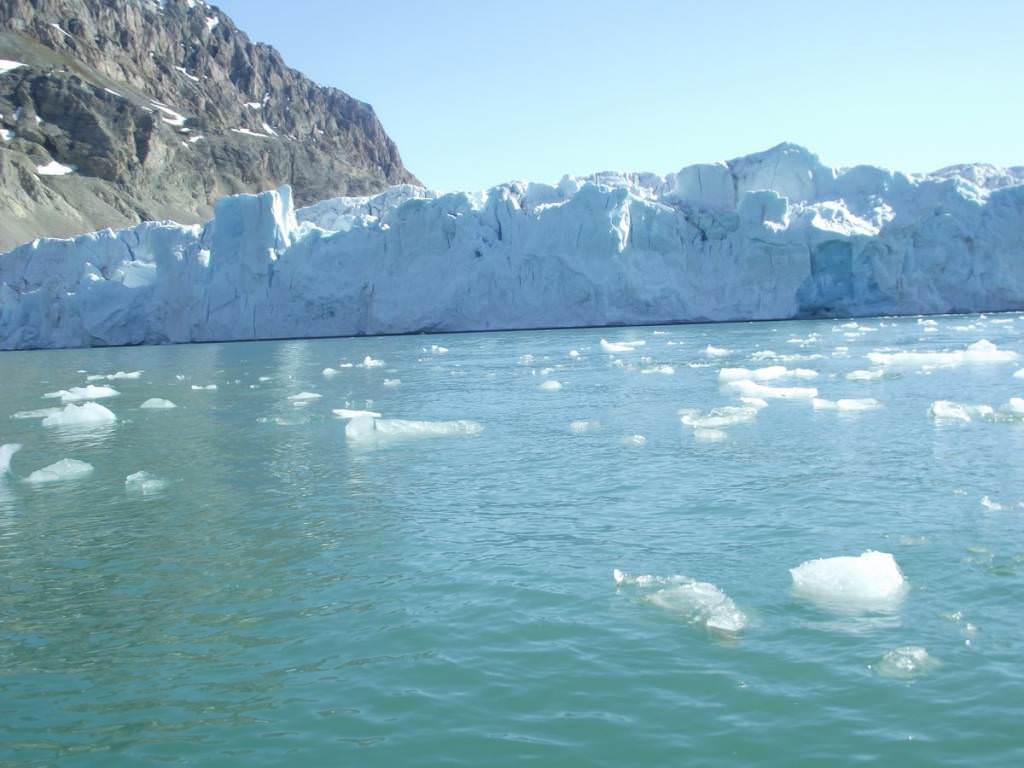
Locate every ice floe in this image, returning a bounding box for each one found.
[569,419,600,433]
[640,364,675,375]
[538,380,562,391]
[0,443,21,475]
[140,398,177,409]
[623,434,646,446]
[846,369,885,381]
[600,339,644,353]
[383,378,401,387]
[719,365,817,382]
[11,407,63,420]
[980,496,1005,511]
[191,384,217,390]
[928,400,994,423]
[812,398,882,412]
[322,367,339,377]
[41,402,117,428]
[43,384,119,403]
[679,406,758,429]
[790,550,906,611]
[704,345,732,358]
[613,569,746,633]
[25,458,94,484]
[86,371,142,381]
[358,356,385,368]
[287,392,322,402]
[125,471,169,496]
[332,408,382,419]
[724,380,818,399]
[872,646,939,679]
[867,340,1018,369]
[344,416,483,442]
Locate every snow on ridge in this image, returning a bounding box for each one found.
[36,160,76,176]
[0,59,25,75]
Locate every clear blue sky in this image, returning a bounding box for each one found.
[215,0,1021,192]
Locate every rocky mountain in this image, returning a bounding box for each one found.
[0,0,417,251]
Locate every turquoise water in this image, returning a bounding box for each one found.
[2,314,1023,766]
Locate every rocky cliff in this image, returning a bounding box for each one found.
[0,0,416,250]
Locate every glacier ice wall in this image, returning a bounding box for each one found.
[2,143,1023,350]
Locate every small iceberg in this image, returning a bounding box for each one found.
[25,458,94,484]
[679,405,758,429]
[790,550,906,611]
[287,391,322,401]
[332,408,383,419]
[140,398,177,409]
[125,471,169,495]
[928,400,994,423]
[704,345,732,358]
[43,384,120,403]
[872,646,940,680]
[41,402,117,428]
[812,398,881,412]
[600,338,644,353]
[725,379,818,399]
[613,569,746,633]
[538,380,562,391]
[345,415,483,442]
[0,443,21,476]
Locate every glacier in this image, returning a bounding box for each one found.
[1,143,1023,350]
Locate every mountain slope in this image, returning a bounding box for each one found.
[0,0,417,250]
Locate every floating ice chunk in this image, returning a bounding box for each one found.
[624,434,646,446]
[539,366,555,376]
[980,496,1005,511]
[790,551,906,610]
[0,444,21,475]
[11,407,63,419]
[600,338,644,353]
[739,397,768,409]
[928,400,993,423]
[1014,369,1024,379]
[1006,398,1024,415]
[640,364,675,375]
[694,428,728,442]
[704,345,732,358]
[680,405,758,429]
[430,344,448,354]
[383,378,401,387]
[359,356,385,368]
[125,471,168,496]
[872,646,939,679]
[868,340,1018,368]
[812,398,882,412]
[847,369,885,381]
[42,402,117,427]
[322,367,339,377]
[332,408,383,419]
[258,376,272,382]
[140,398,176,409]
[107,371,142,380]
[191,384,217,391]
[613,569,746,633]
[569,419,600,433]
[345,416,483,442]
[568,349,581,359]
[287,392,321,401]
[25,458,93,484]
[538,380,562,391]
[44,384,119,403]
[719,366,816,382]
[725,380,818,399]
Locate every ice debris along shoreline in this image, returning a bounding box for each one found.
[3,142,1024,350]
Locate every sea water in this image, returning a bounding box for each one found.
[1,313,1023,766]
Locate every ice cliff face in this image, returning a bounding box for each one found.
[2,143,1023,350]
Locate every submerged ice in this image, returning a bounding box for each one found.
[613,568,747,633]
[4,143,1024,350]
